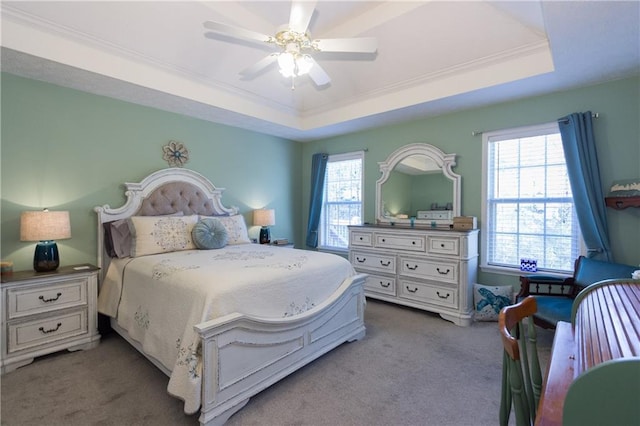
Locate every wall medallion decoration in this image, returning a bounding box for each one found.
[162,140,189,167]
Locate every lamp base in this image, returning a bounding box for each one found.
[259,227,271,244]
[33,241,60,272]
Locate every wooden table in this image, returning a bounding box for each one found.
[535,280,640,425]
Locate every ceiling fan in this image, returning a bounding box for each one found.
[203,1,377,89]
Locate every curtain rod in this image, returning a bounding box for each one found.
[557,112,599,124]
[471,112,600,137]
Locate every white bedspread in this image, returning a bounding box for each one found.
[98,244,355,414]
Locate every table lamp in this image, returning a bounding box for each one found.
[253,209,275,244]
[20,209,71,272]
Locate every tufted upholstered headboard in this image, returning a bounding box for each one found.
[94,168,238,280]
[137,182,219,216]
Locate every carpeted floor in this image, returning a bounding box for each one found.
[1,299,553,426]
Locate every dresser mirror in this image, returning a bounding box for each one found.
[376,143,461,226]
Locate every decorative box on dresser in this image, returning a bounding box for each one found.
[349,225,479,326]
[1,264,101,374]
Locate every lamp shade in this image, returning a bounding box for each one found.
[20,210,71,272]
[20,210,71,241]
[253,209,275,227]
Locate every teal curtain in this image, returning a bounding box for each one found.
[558,112,611,261]
[306,153,328,248]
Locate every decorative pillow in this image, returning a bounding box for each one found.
[128,215,199,257]
[473,284,514,321]
[103,219,132,258]
[104,212,184,258]
[192,218,228,249]
[206,215,251,245]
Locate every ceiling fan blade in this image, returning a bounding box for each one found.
[203,21,272,44]
[314,37,377,53]
[307,57,331,86]
[239,54,278,77]
[289,0,316,34]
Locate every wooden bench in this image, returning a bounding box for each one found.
[518,256,637,329]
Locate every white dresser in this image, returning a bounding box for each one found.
[348,225,478,326]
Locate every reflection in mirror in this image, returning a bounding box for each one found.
[376,143,461,226]
[382,168,453,217]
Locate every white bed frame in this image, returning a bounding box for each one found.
[94,168,366,425]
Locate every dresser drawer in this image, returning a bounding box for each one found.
[427,236,460,256]
[399,279,458,309]
[374,233,425,252]
[7,279,88,320]
[363,274,396,296]
[350,230,373,247]
[350,251,396,274]
[399,256,458,284]
[7,309,88,353]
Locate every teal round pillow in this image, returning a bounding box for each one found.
[192,218,228,249]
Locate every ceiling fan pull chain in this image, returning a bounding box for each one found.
[291,76,296,91]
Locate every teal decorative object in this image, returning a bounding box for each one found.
[192,218,228,249]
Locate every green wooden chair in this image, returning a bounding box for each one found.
[499,296,542,426]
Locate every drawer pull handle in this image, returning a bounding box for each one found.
[437,291,450,299]
[441,243,445,248]
[359,237,363,240]
[406,286,418,293]
[39,323,62,334]
[380,281,390,288]
[406,264,418,271]
[356,257,367,263]
[412,241,416,245]
[382,238,386,242]
[39,293,62,303]
[380,260,391,267]
[436,268,451,275]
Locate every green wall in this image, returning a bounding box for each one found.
[302,75,640,287]
[2,72,638,286]
[1,73,302,271]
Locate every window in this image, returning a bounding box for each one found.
[319,151,364,251]
[481,123,583,274]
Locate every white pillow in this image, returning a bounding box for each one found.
[128,215,199,257]
[204,215,251,245]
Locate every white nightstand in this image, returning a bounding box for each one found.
[1,264,101,374]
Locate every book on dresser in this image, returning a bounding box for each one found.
[348,225,479,326]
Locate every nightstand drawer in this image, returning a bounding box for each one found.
[7,279,87,319]
[7,309,88,353]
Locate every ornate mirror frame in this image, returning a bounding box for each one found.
[376,143,461,226]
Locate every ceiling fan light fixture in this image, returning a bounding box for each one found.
[278,52,296,77]
[203,2,377,89]
[278,52,313,78]
[296,54,313,76]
